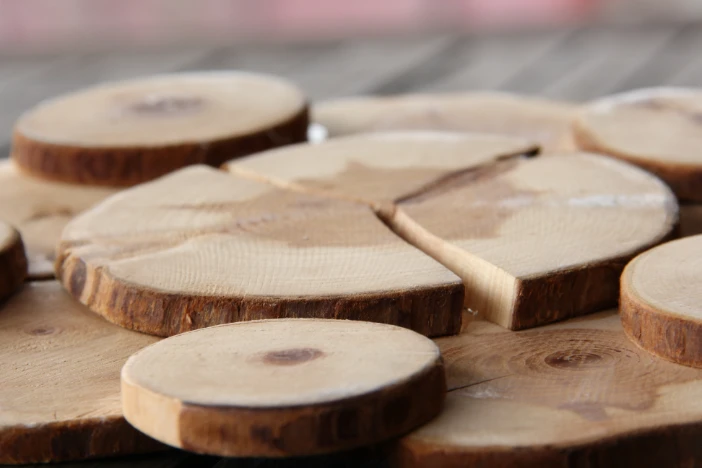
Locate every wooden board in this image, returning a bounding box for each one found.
[0,160,118,279]
[574,87,702,202]
[0,220,27,301]
[57,165,463,337]
[395,310,702,468]
[621,235,702,367]
[0,281,162,464]
[122,319,445,457]
[312,93,578,151]
[11,72,308,186]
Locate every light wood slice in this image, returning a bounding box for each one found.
[57,165,463,337]
[574,87,702,202]
[395,310,702,468]
[122,319,445,457]
[312,93,578,151]
[389,153,677,330]
[12,72,308,186]
[0,160,118,279]
[0,281,162,464]
[621,235,702,367]
[0,220,27,301]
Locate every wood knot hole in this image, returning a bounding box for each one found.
[27,326,56,336]
[262,348,324,366]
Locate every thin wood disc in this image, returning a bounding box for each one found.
[0,281,161,464]
[121,318,445,457]
[621,235,702,367]
[395,310,702,468]
[574,87,702,201]
[12,72,308,186]
[0,220,27,301]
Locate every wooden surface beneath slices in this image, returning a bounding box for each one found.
[0,281,161,464]
[0,220,27,301]
[122,319,445,457]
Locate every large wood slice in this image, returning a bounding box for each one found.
[574,87,702,202]
[0,220,27,301]
[122,319,445,457]
[621,235,702,367]
[395,310,702,468]
[313,93,578,151]
[57,165,463,337]
[12,72,308,186]
[0,281,161,464]
[0,160,117,279]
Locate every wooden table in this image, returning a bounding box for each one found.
[2,21,702,467]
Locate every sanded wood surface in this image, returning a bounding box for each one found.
[0,281,162,464]
[122,319,445,457]
[0,160,118,279]
[0,221,27,301]
[11,72,308,186]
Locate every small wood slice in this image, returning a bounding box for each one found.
[395,310,702,468]
[574,87,702,202]
[312,93,578,151]
[0,220,27,301]
[0,281,162,464]
[621,235,702,367]
[57,165,463,337]
[12,72,308,186]
[0,160,117,279]
[121,319,446,457]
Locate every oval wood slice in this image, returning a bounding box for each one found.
[621,235,702,367]
[574,87,702,201]
[0,220,27,301]
[0,281,161,464]
[57,165,463,337]
[12,72,308,186]
[122,319,446,457]
[313,93,577,151]
[395,310,702,468]
[0,160,117,279]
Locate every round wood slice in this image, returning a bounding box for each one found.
[0,281,162,464]
[0,220,27,301]
[312,93,578,151]
[57,165,463,337]
[574,87,702,202]
[121,319,446,457]
[395,310,702,468]
[621,235,702,367]
[0,160,118,279]
[11,72,308,186]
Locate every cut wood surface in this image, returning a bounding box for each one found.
[0,281,162,464]
[11,72,308,186]
[621,235,702,367]
[57,165,463,337]
[312,93,578,151]
[0,160,118,279]
[574,87,702,202]
[0,220,27,301]
[395,310,702,468]
[122,319,446,457]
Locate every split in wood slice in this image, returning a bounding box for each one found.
[11,72,308,187]
[121,319,446,457]
[395,310,702,468]
[574,87,702,202]
[0,160,118,279]
[0,220,27,301]
[621,235,702,367]
[312,92,578,151]
[57,165,463,337]
[0,281,162,464]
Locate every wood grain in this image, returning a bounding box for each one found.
[122,319,445,457]
[0,281,162,464]
[11,72,308,186]
[0,220,27,301]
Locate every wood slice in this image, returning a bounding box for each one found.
[57,165,463,337]
[395,310,702,468]
[11,72,308,187]
[0,160,118,279]
[122,319,446,457]
[0,220,27,301]
[312,93,578,151]
[621,235,702,367]
[574,87,702,202]
[0,281,162,464]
